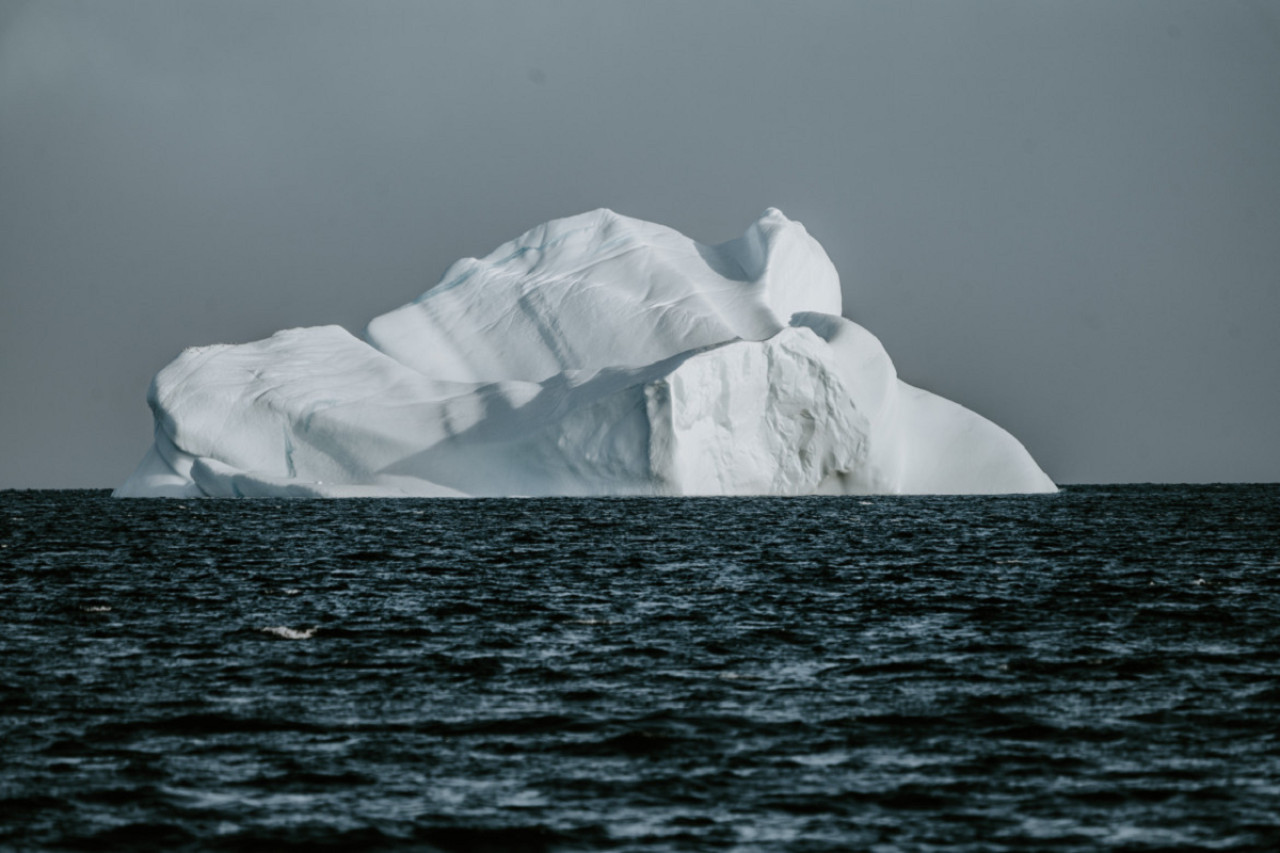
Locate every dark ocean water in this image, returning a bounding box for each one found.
[2,486,1279,852]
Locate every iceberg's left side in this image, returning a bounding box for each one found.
[113,445,202,498]
[114,325,492,498]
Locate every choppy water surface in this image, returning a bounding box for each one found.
[2,486,1279,851]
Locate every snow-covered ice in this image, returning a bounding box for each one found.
[115,208,1055,497]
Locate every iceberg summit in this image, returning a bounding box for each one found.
[116,209,1056,498]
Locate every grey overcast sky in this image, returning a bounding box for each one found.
[2,0,1278,488]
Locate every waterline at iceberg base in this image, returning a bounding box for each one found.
[116,209,1055,498]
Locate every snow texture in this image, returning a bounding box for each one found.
[116,208,1055,497]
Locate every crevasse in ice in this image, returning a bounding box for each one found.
[115,208,1056,497]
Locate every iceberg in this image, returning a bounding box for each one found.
[115,208,1056,497]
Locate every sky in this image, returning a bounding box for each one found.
[1,0,1278,488]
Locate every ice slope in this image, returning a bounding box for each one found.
[116,209,1056,497]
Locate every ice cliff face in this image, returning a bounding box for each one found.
[116,208,1056,497]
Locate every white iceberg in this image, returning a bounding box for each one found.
[115,208,1055,497]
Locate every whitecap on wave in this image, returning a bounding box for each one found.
[259,626,316,640]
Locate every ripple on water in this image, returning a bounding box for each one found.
[1,485,1278,850]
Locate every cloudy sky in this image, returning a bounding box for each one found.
[2,0,1278,488]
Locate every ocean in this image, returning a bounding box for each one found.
[2,485,1278,851]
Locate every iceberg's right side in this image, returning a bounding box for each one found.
[880,381,1057,495]
[793,311,1056,495]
